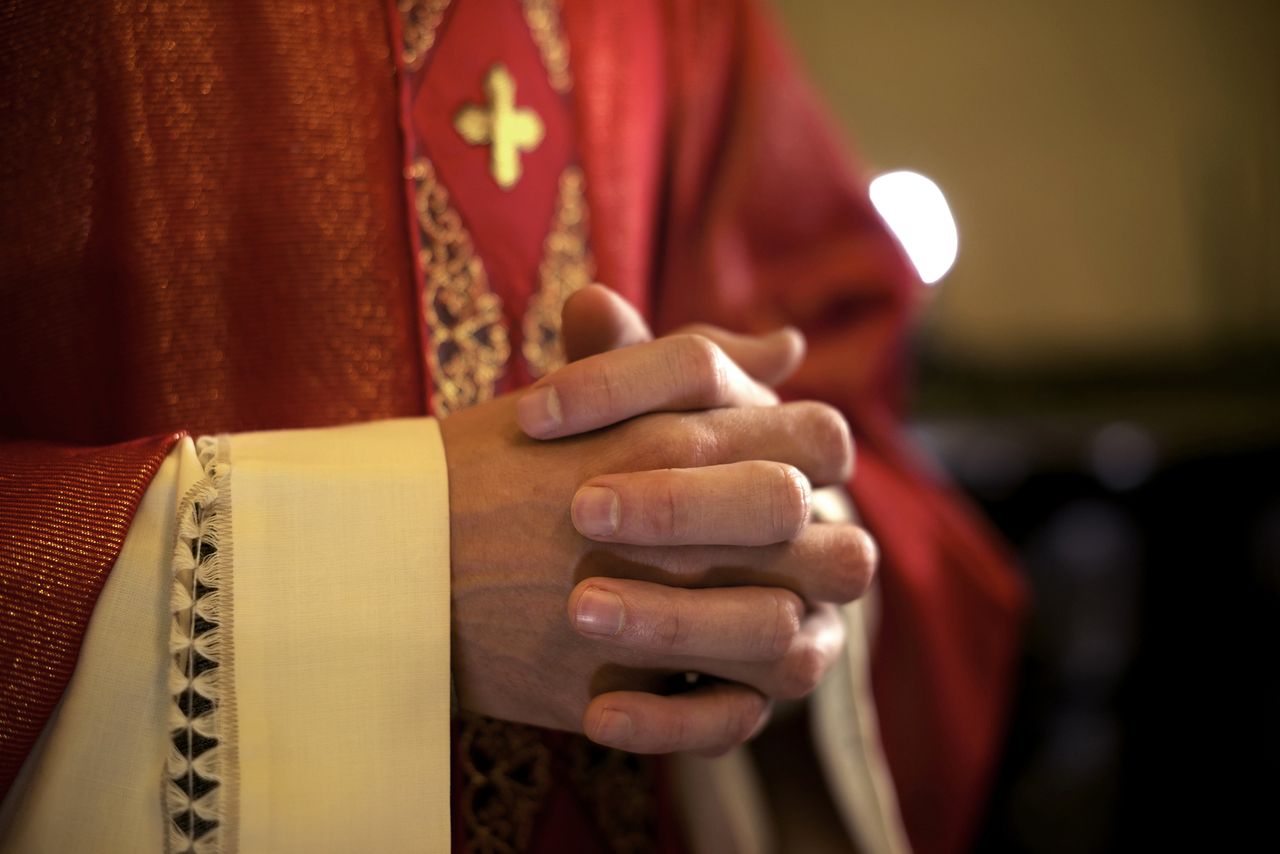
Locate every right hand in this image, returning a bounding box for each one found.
[441,332,874,755]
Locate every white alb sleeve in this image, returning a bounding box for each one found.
[0,418,453,854]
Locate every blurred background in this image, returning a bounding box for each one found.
[772,1,1280,850]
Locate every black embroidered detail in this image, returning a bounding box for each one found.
[458,712,553,854]
[566,737,659,854]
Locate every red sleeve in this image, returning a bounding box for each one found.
[0,432,183,799]
[656,2,1027,851]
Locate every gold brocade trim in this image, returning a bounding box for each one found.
[522,166,595,378]
[459,713,552,854]
[521,0,573,94]
[398,0,451,70]
[410,158,510,416]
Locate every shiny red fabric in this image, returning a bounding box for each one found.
[1,1,1024,851]
[397,0,582,394]
[0,3,426,444]
[0,434,182,797]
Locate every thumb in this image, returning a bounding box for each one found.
[671,323,806,388]
[559,284,807,388]
[561,284,654,362]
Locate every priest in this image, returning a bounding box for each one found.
[0,1,1025,852]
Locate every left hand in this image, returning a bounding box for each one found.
[520,285,876,755]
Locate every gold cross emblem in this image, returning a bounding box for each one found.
[453,64,545,190]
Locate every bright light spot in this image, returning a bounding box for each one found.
[869,170,958,285]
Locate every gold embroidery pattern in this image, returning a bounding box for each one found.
[398,0,451,70]
[522,166,595,378]
[410,158,510,416]
[459,713,553,854]
[521,0,573,94]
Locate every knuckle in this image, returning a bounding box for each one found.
[676,334,730,404]
[617,420,666,471]
[830,525,880,602]
[640,474,687,541]
[763,462,811,539]
[762,590,803,659]
[616,414,680,471]
[850,526,880,592]
[680,420,722,469]
[715,697,756,753]
[583,360,621,422]
[627,414,721,471]
[703,697,765,757]
[779,643,827,699]
[653,598,691,654]
[803,402,855,479]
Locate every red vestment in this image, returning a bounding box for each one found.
[0,2,1024,851]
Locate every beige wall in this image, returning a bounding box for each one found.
[772,0,1279,370]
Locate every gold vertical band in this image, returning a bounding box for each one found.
[523,166,595,378]
[409,158,511,416]
[522,0,573,94]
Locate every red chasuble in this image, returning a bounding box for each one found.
[0,2,1024,852]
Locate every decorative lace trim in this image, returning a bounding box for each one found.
[521,0,573,94]
[522,166,595,378]
[411,157,512,416]
[165,436,237,854]
[398,0,452,71]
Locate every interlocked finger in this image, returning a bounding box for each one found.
[685,603,847,701]
[568,578,805,662]
[595,522,878,606]
[569,582,846,705]
[518,334,778,439]
[572,461,811,546]
[668,323,805,388]
[583,682,771,756]
[629,402,854,487]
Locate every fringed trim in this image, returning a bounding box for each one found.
[165,436,237,854]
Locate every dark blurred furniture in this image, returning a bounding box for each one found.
[913,356,1280,852]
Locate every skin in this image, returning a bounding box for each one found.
[440,286,877,756]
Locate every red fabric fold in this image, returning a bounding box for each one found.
[640,2,1029,850]
[0,433,184,798]
[0,3,1025,849]
[0,1,423,803]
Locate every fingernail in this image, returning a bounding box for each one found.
[516,386,562,436]
[595,709,633,745]
[575,587,625,636]
[572,486,619,537]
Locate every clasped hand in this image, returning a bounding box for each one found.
[441,287,877,756]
